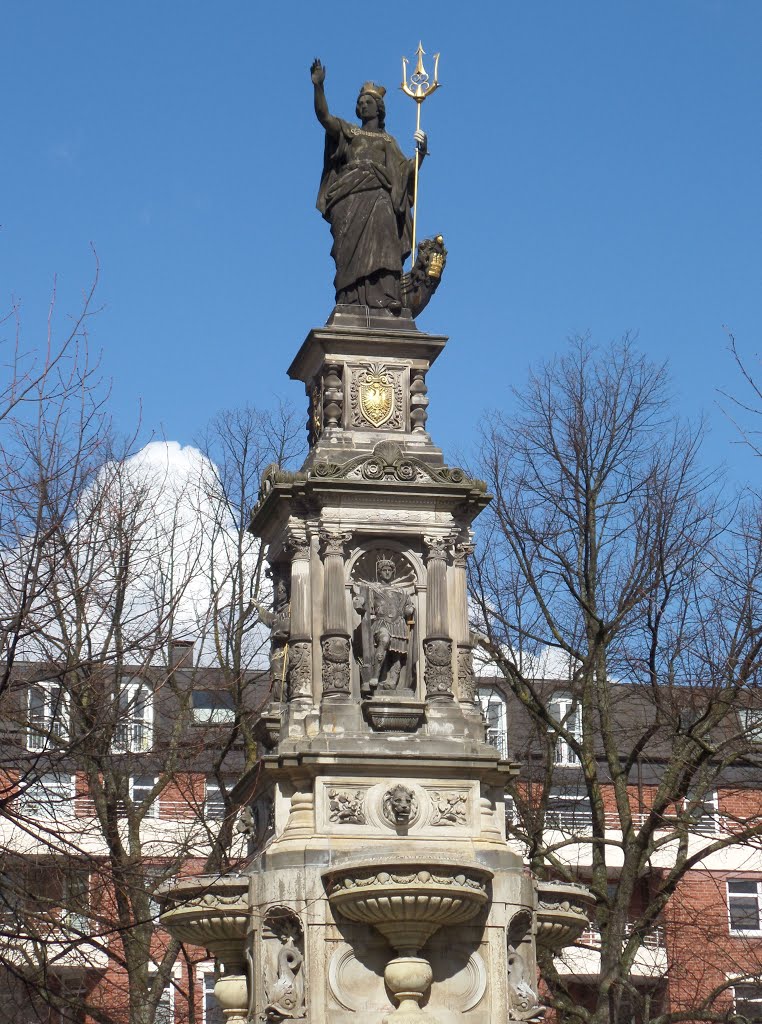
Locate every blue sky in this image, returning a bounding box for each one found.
[2,1,760,485]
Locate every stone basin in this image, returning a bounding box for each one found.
[158,873,249,964]
[535,880,595,950]
[323,861,492,956]
[324,861,492,1022]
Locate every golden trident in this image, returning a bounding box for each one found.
[401,41,441,265]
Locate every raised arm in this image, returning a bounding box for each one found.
[311,59,340,139]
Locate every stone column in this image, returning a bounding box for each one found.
[320,529,352,699]
[452,540,477,710]
[423,537,454,701]
[286,525,312,705]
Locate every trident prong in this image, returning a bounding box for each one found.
[400,40,442,268]
[401,41,441,102]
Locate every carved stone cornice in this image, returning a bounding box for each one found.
[311,439,482,488]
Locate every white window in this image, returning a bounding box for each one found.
[113,681,153,753]
[19,772,75,819]
[60,869,90,935]
[734,983,762,1022]
[683,789,719,835]
[548,696,582,766]
[203,971,224,1024]
[205,778,226,820]
[27,682,69,752]
[130,775,159,818]
[477,687,508,758]
[546,784,592,832]
[504,794,516,828]
[740,708,762,740]
[728,880,762,935]
[192,690,235,725]
[156,984,173,1024]
[144,867,169,920]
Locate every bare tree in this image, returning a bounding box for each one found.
[0,397,301,1023]
[0,263,106,699]
[470,337,762,1024]
[719,331,762,460]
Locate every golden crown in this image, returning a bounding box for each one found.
[359,82,386,101]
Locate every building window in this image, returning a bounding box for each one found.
[130,775,159,818]
[739,708,762,740]
[734,983,762,1022]
[728,880,762,935]
[546,783,592,832]
[192,690,236,725]
[477,687,508,758]
[27,682,69,752]
[19,772,75,819]
[203,971,225,1024]
[205,778,227,820]
[60,868,90,935]
[683,789,719,834]
[113,681,153,753]
[156,984,173,1024]
[548,696,582,765]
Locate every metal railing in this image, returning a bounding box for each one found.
[577,923,666,950]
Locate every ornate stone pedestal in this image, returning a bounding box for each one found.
[160,311,589,1022]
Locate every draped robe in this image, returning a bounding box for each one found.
[317,119,415,307]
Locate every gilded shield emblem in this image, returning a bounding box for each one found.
[359,368,395,428]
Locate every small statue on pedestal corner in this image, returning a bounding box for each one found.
[352,553,416,695]
[254,569,291,699]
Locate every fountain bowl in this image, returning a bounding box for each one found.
[158,873,249,963]
[323,861,492,955]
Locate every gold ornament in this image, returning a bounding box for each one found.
[359,366,395,428]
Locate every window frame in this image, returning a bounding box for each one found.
[130,774,159,818]
[19,772,75,819]
[26,681,70,752]
[739,708,762,741]
[683,788,719,835]
[546,783,593,832]
[728,879,762,937]
[113,680,153,753]
[733,982,762,1022]
[548,695,582,766]
[60,866,91,935]
[201,967,224,1024]
[477,686,508,759]
[204,777,227,821]
[155,983,174,1024]
[191,689,236,726]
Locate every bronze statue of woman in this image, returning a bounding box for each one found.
[311,58,427,315]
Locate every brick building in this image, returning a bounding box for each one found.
[0,641,268,1024]
[4,646,762,1023]
[478,677,762,1024]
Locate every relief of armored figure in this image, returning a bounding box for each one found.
[352,554,415,694]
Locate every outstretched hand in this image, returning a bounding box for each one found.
[311,58,325,86]
[414,129,428,156]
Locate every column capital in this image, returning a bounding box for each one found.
[319,528,352,558]
[452,541,475,568]
[423,535,450,563]
[285,524,310,561]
